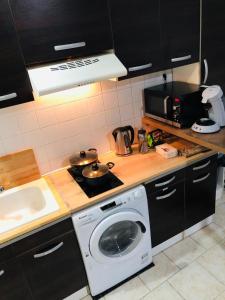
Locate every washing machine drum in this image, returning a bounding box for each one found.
[89,210,148,264]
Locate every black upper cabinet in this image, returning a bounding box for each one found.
[10,0,113,65]
[202,0,225,91]
[109,0,161,79]
[0,0,33,109]
[160,0,200,69]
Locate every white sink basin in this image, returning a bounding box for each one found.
[0,178,59,234]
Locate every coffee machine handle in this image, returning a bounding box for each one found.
[112,128,120,141]
[126,126,135,145]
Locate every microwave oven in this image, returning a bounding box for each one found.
[144,81,206,128]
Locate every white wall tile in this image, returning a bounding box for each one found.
[18,111,39,133]
[117,88,132,106]
[119,103,134,122]
[102,91,119,110]
[0,71,171,173]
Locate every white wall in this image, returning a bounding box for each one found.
[0,70,171,174]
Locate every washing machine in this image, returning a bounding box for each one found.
[72,185,153,298]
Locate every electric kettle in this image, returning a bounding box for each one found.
[112,125,135,156]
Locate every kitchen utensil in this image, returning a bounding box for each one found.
[138,128,149,154]
[112,126,134,156]
[82,162,115,186]
[69,149,98,172]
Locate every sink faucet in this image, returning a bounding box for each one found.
[0,186,5,193]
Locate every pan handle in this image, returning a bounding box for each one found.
[107,162,115,169]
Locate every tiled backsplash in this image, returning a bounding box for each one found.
[0,71,172,174]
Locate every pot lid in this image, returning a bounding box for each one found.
[69,149,97,166]
[82,162,114,178]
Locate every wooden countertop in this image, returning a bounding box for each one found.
[46,146,215,214]
[0,144,215,247]
[143,116,225,154]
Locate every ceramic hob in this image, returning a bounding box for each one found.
[67,167,124,198]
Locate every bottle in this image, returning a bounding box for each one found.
[138,128,149,154]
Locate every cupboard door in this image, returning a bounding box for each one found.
[10,0,113,65]
[201,0,225,91]
[185,162,217,229]
[145,182,185,247]
[109,0,161,79]
[21,231,87,300]
[0,259,32,300]
[0,0,33,109]
[160,0,200,68]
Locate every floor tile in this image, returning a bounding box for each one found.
[139,252,179,291]
[168,262,224,300]
[164,237,205,269]
[191,223,225,249]
[104,276,149,300]
[198,242,225,284]
[216,291,225,300]
[142,282,183,300]
[214,203,225,229]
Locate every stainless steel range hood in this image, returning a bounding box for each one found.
[28,53,127,96]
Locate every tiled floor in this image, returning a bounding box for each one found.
[82,196,225,300]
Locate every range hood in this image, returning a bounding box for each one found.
[28,53,127,96]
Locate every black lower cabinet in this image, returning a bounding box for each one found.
[185,164,217,229]
[0,259,32,300]
[145,182,185,247]
[20,231,87,300]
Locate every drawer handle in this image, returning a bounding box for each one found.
[156,189,177,200]
[0,270,4,277]
[0,93,17,102]
[193,173,210,184]
[193,160,211,171]
[155,176,176,188]
[128,62,152,72]
[171,55,192,63]
[54,42,86,51]
[33,242,64,259]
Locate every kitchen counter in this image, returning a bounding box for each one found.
[0,145,215,246]
[143,116,225,154]
[46,146,216,214]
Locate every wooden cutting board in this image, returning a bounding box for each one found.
[0,149,41,190]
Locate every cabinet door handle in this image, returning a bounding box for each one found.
[164,96,170,115]
[171,55,192,63]
[156,189,177,200]
[0,93,17,102]
[33,242,64,259]
[54,42,86,51]
[155,176,176,188]
[193,160,211,171]
[0,270,4,277]
[203,59,209,84]
[193,173,210,184]
[128,62,152,72]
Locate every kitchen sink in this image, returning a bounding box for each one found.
[0,178,59,234]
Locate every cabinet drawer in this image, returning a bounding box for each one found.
[0,258,32,300]
[146,169,185,194]
[13,218,73,256]
[0,245,13,264]
[148,182,185,247]
[20,231,87,300]
[186,154,218,178]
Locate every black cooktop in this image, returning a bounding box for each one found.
[67,167,124,198]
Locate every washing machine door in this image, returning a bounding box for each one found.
[89,210,148,264]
